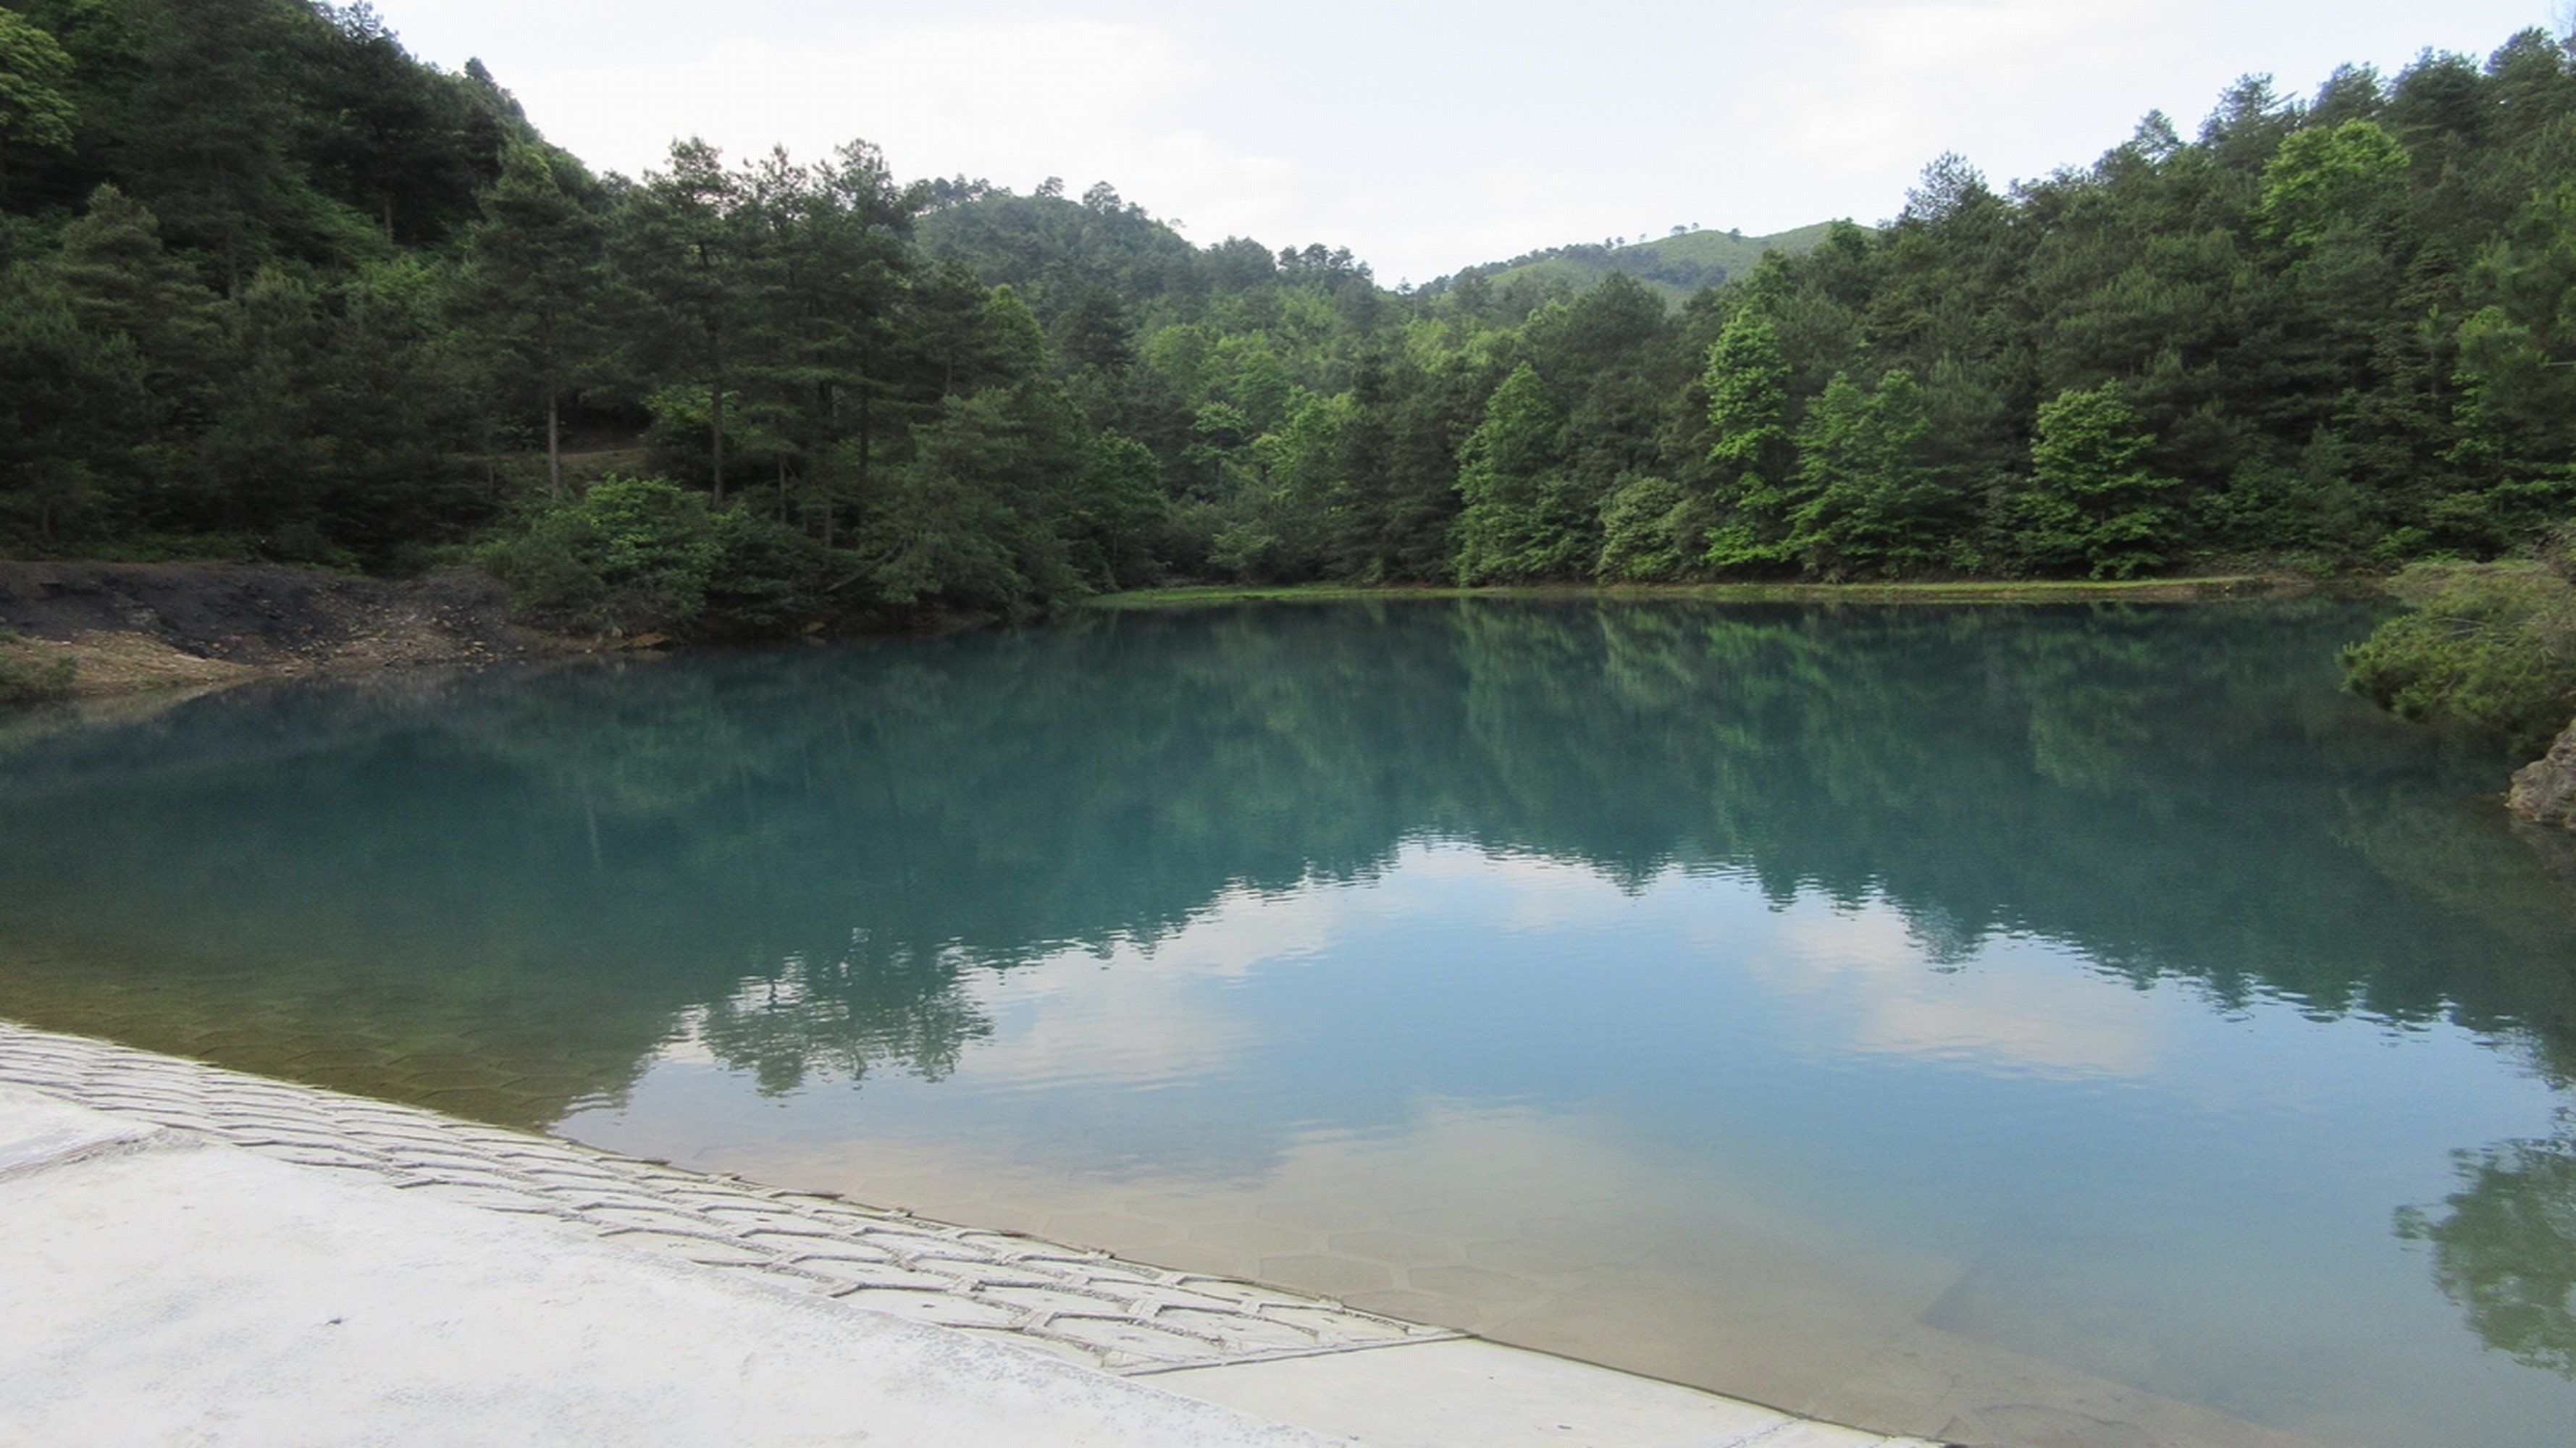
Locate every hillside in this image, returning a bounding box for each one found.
[1444,222,1846,308]
[913,182,1210,322]
[5,1,2575,634]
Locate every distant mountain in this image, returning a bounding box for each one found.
[1440,222,1847,307]
[911,185,1835,320]
[913,183,1205,321]
[911,182,1378,331]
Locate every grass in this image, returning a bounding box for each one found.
[1083,576,2307,611]
[0,629,78,704]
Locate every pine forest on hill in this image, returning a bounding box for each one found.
[7,1,2576,644]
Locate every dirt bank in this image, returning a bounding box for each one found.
[0,562,583,698]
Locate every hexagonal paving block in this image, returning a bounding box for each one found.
[0,1021,1474,1384]
[1253,1197,1387,1234]
[1405,1263,1547,1305]
[1150,1308,1321,1352]
[1325,1230,1455,1266]
[1042,1315,1226,1364]
[1251,1253,1396,1298]
[828,1288,1024,1329]
[1185,1220,1315,1257]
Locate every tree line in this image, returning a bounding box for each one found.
[5,2,2576,629]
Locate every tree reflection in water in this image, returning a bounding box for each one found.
[1,598,2573,1377]
[2399,1119,2576,1378]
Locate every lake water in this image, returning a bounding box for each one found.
[2,599,2572,1447]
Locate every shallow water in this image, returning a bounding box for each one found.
[2,600,2572,1446]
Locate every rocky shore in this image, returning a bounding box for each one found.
[0,561,584,699]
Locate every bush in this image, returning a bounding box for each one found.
[701,506,831,632]
[475,474,828,636]
[2341,560,2576,754]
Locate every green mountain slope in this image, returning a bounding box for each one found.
[1453,222,1847,307]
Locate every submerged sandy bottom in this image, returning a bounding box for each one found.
[603,1103,2313,1448]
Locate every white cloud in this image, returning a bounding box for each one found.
[1737,2,2178,184]
[489,18,1357,251]
[377,0,2567,290]
[518,19,1194,173]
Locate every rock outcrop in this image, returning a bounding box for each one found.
[2507,716,2576,827]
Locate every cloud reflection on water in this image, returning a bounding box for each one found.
[6,601,2576,1442]
[1758,900,2172,1079]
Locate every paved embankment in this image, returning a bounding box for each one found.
[0,1020,1934,1447]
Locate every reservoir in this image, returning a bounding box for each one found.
[1,599,2569,1447]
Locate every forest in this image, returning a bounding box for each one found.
[4,1,2576,636]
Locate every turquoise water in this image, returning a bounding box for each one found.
[2,600,2572,1445]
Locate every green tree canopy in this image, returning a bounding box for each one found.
[2018,379,2179,578]
[0,6,77,201]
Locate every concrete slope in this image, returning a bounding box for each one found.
[0,1084,1327,1447]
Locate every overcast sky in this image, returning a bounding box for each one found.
[374,1,2566,285]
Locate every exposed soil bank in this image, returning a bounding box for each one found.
[0,561,585,698]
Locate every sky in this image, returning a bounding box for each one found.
[374,1,2568,286]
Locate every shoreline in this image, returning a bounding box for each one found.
[1082,574,2328,610]
[0,560,595,704]
[2,561,2341,707]
[0,1019,1940,1448]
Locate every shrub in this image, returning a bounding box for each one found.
[476,474,835,636]
[701,506,830,632]
[2341,560,2576,754]
[475,475,721,633]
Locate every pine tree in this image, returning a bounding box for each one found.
[454,145,608,499]
[1700,309,1797,570]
